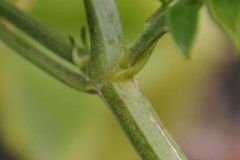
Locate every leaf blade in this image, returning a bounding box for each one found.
[166,0,202,57]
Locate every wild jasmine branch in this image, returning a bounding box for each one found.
[0,0,190,159]
[83,1,187,160]
[0,0,238,159]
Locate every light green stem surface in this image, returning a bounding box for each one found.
[100,80,187,160]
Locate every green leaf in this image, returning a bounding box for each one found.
[166,0,203,57]
[207,0,240,51]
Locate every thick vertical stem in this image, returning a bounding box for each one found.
[83,0,124,83]
[100,80,187,160]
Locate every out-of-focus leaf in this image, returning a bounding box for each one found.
[165,0,203,57]
[207,0,240,51]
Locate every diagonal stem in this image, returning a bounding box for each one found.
[129,8,167,67]
[0,23,91,92]
[100,80,187,160]
[0,0,87,63]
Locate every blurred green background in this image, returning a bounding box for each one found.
[0,0,238,160]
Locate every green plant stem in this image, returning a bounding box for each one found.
[129,8,167,66]
[0,0,188,159]
[100,80,187,160]
[0,0,79,63]
[84,0,187,159]
[0,23,91,91]
[83,0,124,84]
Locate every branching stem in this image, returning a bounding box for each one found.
[0,0,188,160]
[84,1,187,160]
[129,8,167,71]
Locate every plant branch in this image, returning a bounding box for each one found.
[100,80,187,160]
[0,23,92,92]
[0,0,86,64]
[84,1,187,159]
[129,8,167,67]
[0,0,188,159]
[107,8,169,80]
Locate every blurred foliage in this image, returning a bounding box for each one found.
[0,0,233,160]
[207,0,240,51]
